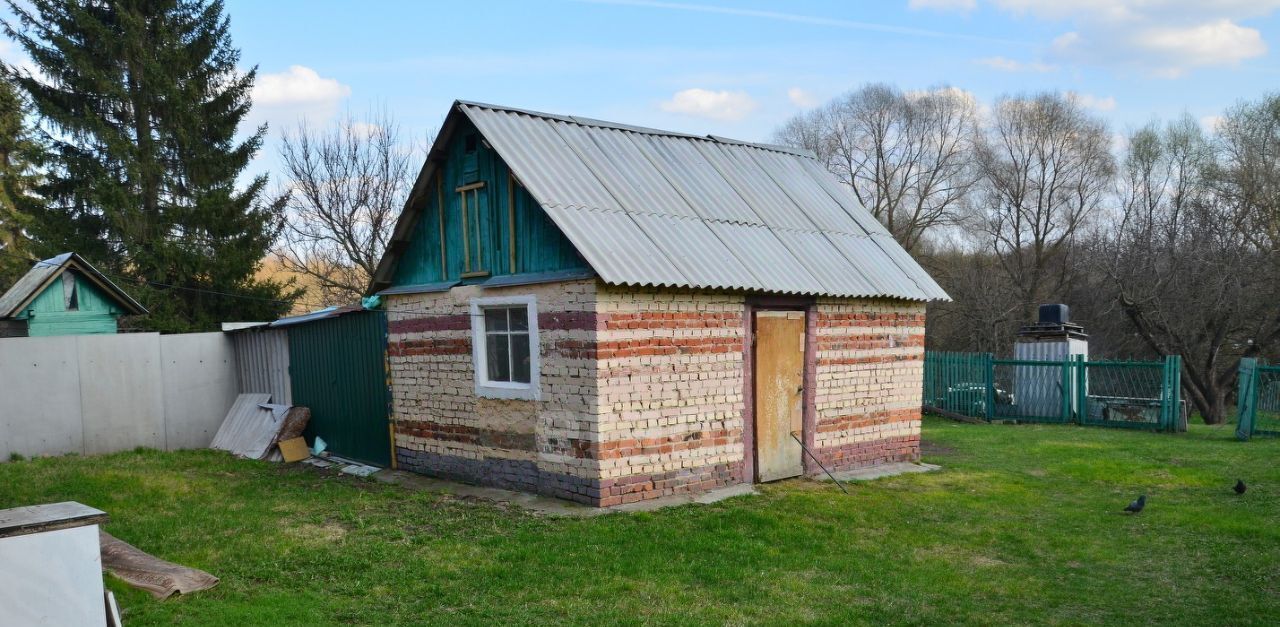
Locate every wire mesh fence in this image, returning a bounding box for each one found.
[1256,368,1280,435]
[925,351,1183,432]
[1238,359,1280,440]
[1079,360,1179,429]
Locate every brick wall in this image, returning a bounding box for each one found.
[810,298,926,472]
[386,279,926,506]
[590,286,747,506]
[386,280,602,503]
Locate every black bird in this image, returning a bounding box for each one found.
[1124,495,1146,514]
[1234,479,1247,495]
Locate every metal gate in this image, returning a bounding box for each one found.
[925,351,1184,432]
[288,311,392,466]
[1236,358,1280,440]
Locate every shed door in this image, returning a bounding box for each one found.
[754,310,805,482]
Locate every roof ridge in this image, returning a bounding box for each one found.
[454,99,816,159]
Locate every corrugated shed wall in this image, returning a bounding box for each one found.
[287,312,391,466]
[231,328,292,405]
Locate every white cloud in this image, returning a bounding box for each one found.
[1069,92,1117,111]
[787,87,819,108]
[1199,115,1225,131]
[253,65,351,107]
[994,1,1280,23]
[987,0,1280,77]
[348,121,385,139]
[659,88,757,121]
[1132,19,1266,75]
[908,0,976,11]
[976,56,1056,72]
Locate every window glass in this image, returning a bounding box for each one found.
[484,307,508,332]
[511,333,531,383]
[486,331,511,382]
[509,308,528,331]
[482,305,529,384]
[473,299,538,399]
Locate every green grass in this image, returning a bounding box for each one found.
[2,418,1277,625]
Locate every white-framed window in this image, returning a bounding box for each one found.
[470,295,540,400]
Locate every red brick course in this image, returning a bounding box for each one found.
[596,462,743,507]
[809,434,920,472]
[569,428,742,460]
[388,337,471,357]
[816,408,922,434]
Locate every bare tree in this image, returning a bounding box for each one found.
[973,93,1115,322]
[275,111,419,304]
[1108,105,1280,424]
[774,83,979,252]
[921,244,1021,353]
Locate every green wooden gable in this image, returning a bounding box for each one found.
[388,117,588,288]
[0,253,147,337]
[18,271,123,336]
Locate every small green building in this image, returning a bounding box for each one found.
[0,253,147,337]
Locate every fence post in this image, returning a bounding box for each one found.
[1173,355,1183,432]
[984,352,994,422]
[1237,357,1258,441]
[1075,354,1087,424]
[1060,356,1071,424]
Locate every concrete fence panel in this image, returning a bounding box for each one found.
[160,333,238,450]
[0,332,239,459]
[78,334,166,455]
[0,336,83,459]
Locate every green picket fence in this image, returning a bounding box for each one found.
[1236,358,1280,440]
[924,351,1184,432]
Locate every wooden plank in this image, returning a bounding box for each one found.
[754,311,805,482]
[0,502,108,539]
[508,173,518,274]
[460,189,471,273]
[437,175,447,280]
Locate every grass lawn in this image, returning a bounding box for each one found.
[2,417,1278,625]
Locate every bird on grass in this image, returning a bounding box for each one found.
[1234,480,1247,495]
[1123,495,1146,514]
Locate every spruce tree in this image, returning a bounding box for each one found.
[3,0,300,330]
[0,75,38,286]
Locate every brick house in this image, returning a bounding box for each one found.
[367,101,948,507]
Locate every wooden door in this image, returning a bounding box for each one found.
[754,310,805,482]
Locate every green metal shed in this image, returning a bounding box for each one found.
[230,306,392,467]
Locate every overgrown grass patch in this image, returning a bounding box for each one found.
[1,418,1276,625]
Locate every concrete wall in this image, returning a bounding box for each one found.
[0,332,238,460]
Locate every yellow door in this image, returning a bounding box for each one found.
[755,310,805,482]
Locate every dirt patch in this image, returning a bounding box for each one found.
[285,521,349,543]
[970,555,1008,567]
[921,440,957,456]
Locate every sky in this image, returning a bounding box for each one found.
[6,0,1280,177]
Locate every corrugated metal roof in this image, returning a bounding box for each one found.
[0,252,148,318]
[458,102,948,301]
[373,101,948,301]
